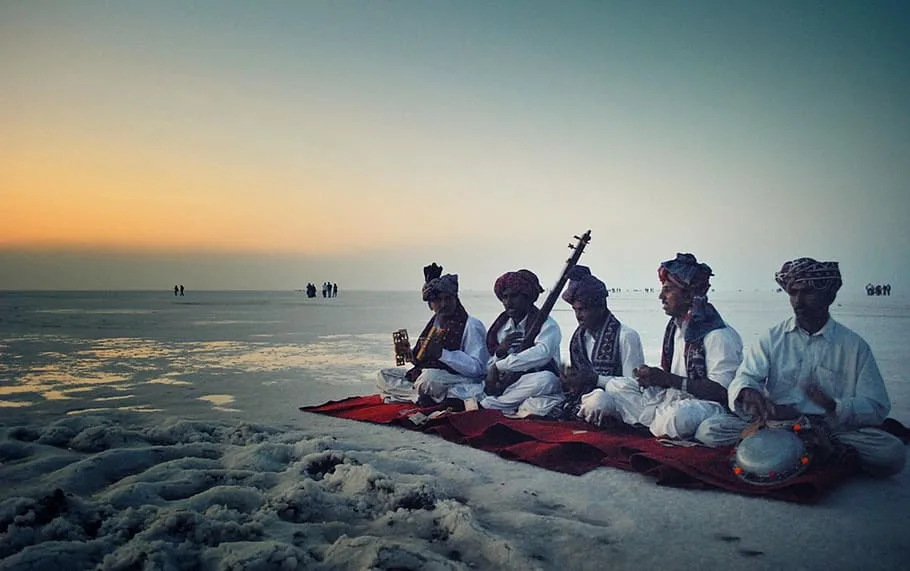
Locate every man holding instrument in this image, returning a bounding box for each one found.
[480,269,565,417]
[582,253,743,439]
[376,263,489,405]
[695,257,906,476]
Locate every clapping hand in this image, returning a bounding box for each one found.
[738,388,770,423]
[805,382,836,413]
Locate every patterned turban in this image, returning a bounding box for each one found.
[774,258,842,294]
[422,274,459,301]
[494,269,544,302]
[658,253,713,296]
[562,265,608,305]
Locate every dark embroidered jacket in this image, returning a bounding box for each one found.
[568,311,623,377]
[559,311,623,419]
[660,302,726,384]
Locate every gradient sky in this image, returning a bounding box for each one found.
[3,1,909,291]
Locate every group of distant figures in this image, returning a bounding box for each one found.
[306,282,338,298]
[173,285,185,296]
[866,283,892,296]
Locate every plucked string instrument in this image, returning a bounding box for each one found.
[486,230,592,395]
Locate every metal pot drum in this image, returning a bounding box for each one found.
[732,428,812,486]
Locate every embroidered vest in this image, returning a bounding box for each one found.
[660,319,710,381]
[568,311,623,377]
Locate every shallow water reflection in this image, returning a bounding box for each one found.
[0,332,391,414]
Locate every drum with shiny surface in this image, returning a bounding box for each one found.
[733,428,811,486]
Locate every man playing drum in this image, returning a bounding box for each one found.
[696,258,906,476]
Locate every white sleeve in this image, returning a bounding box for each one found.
[832,340,890,427]
[439,316,489,379]
[703,326,743,388]
[620,326,646,376]
[727,331,771,412]
[596,325,645,386]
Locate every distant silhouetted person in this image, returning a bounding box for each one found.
[174,285,179,296]
[333,283,338,297]
[179,285,184,296]
[875,284,882,296]
[866,283,875,296]
[306,283,316,298]
[884,284,891,296]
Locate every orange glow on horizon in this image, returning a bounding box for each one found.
[2,136,441,255]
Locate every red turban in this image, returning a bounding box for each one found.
[494,269,544,302]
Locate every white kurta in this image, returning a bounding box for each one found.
[726,316,889,427]
[480,314,563,416]
[376,314,489,403]
[581,318,743,439]
[696,316,905,476]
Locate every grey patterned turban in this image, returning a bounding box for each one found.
[422,274,459,301]
[775,258,842,294]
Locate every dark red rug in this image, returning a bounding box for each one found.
[301,394,865,503]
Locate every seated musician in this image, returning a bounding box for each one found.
[582,253,743,439]
[558,266,645,422]
[376,263,489,405]
[696,258,906,476]
[480,270,564,417]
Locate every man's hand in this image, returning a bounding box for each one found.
[561,366,597,395]
[495,332,523,359]
[805,382,836,413]
[737,388,770,423]
[633,365,675,389]
[418,334,444,362]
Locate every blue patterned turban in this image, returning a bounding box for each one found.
[658,253,713,296]
[775,258,842,294]
[494,269,544,302]
[422,274,459,301]
[562,265,608,305]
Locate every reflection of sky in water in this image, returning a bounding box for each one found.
[67,405,163,416]
[198,394,241,412]
[0,332,391,413]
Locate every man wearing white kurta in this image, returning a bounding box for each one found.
[696,258,906,476]
[583,253,742,439]
[556,265,646,422]
[481,270,564,417]
[377,266,489,404]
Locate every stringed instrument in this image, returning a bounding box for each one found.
[486,229,592,396]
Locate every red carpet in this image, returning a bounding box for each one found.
[301,394,863,503]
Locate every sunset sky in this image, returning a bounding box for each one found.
[3,1,909,291]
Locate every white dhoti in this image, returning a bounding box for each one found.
[480,371,564,417]
[578,376,726,439]
[695,413,907,476]
[376,368,484,404]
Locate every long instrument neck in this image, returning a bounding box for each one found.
[518,230,590,351]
